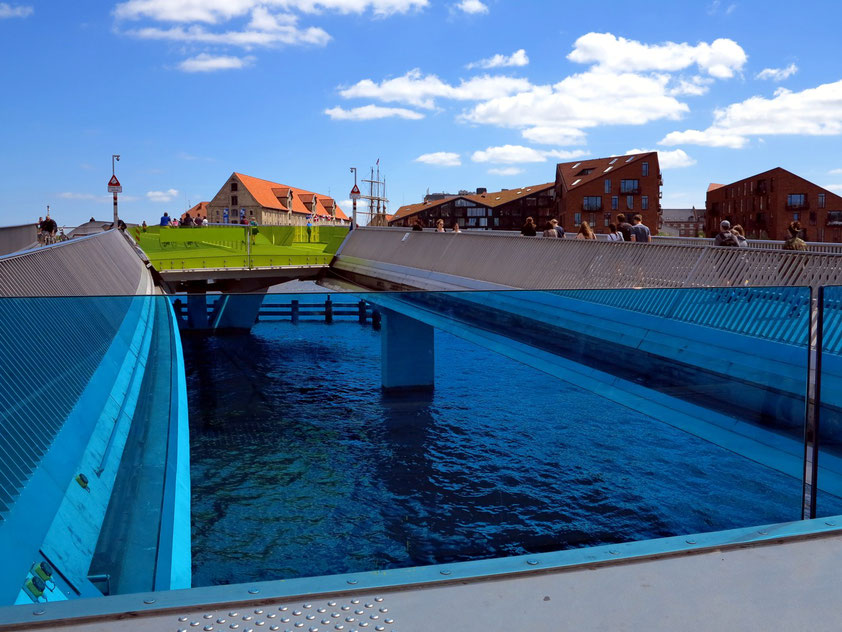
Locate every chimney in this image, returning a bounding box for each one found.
[476,187,487,195]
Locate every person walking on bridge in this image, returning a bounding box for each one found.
[714,220,740,247]
[615,214,633,242]
[40,215,57,245]
[520,216,537,236]
[628,214,651,243]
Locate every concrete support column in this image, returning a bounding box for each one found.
[381,308,434,391]
[186,293,208,329]
[212,290,267,331]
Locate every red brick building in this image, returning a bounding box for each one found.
[389,183,556,230]
[554,152,662,234]
[705,168,842,242]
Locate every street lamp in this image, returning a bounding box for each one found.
[112,154,120,176]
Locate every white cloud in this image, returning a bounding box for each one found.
[466,49,528,70]
[625,148,696,169]
[127,21,331,47]
[324,104,424,120]
[756,63,798,81]
[114,0,428,22]
[520,126,587,146]
[0,3,32,17]
[179,53,255,72]
[488,167,524,176]
[667,75,713,96]
[415,152,461,166]
[461,70,689,132]
[455,0,487,14]
[661,78,842,149]
[829,168,842,175]
[826,184,842,193]
[471,144,586,164]
[339,69,531,109]
[147,188,180,203]
[568,32,747,78]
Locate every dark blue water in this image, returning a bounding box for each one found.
[183,320,838,587]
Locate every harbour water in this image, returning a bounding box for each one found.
[183,317,842,587]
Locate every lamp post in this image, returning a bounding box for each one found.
[111,154,121,227]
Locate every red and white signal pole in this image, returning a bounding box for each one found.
[349,167,360,228]
[108,154,122,227]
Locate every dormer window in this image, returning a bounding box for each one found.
[576,168,594,176]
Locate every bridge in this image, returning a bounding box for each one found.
[2,226,842,630]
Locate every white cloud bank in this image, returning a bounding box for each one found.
[471,145,586,164]
[332,32,746,148]
[755,63,798,81]
[0,3,32,17]
[324,104,424,120]
[147,189,179,203]
[455,0,488,14]
[488,167,524,176]
[179,53,254,72]
[661,79,842,149]
[626,148,696,169]
[467,49,528,70]
[415,152,461,166]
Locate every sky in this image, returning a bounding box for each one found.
[1,0,842,226]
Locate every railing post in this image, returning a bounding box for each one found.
[358,299,367,324]
[371,308,381,330]
[291,299,299,324]
[325,296,333,323]
[802,284,824,520]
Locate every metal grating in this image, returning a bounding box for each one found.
[0,230,148,297]
[338,228,842,290]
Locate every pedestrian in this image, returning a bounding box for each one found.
[435,218,445,233]
[520,216,537,236]
[543,221,559,238]
[451,222,461,233]
[306,217,313,241]
[160,212,170,227]
[411,218,424,231]
[783,221,808,251]
[202,216,209,227]
[171,217,178,227]
[40,215,57,245]
[141,220,148,232]
[249,217,258,245]
[550,218,564,238]
[616,214,633,242]
[714,220,740,247]
[36,216,44,244]
[182,214,194,227]
[576,221,596,240]
[606,223,624,241]
[628,214,651,243]
[731,224,748,247]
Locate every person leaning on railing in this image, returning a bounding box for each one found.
[783,220,808,251]
[520,216,537,236]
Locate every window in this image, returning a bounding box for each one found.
[620,179,639,193]
[793,212,800,221]
[583,196,602,210]
[611,196,618,210]
[642,162,649,177]
[626,195,634,210]
[467,207,485,217]
[819,193,826,208]
[455,198,472,206]
[571,163,581,169]
[604,166,613,173]
[604,212,611,227]
[604,179,611,193]
[574,212,581,225]
[810,211,817,226]
[787,194,806,208]
[231,195,238,206]
[571,179,582,186]
[230,182,238,192]
[625,155,635,162]
[576,168,595,176]
[609,158,618,165]
[641,196,649,210]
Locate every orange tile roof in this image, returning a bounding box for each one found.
[555,152,658,190]
[391,182,554,222]
[233,172,345,219]
[181,202,209,221]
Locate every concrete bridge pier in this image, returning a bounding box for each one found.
[187,293,209,329]
[211,289,268,331]
[381,308,434,391]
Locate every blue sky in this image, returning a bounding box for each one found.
[1,0,841,226]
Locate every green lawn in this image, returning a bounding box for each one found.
[133,225,348,270]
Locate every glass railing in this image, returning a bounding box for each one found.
[131,224,349,270]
